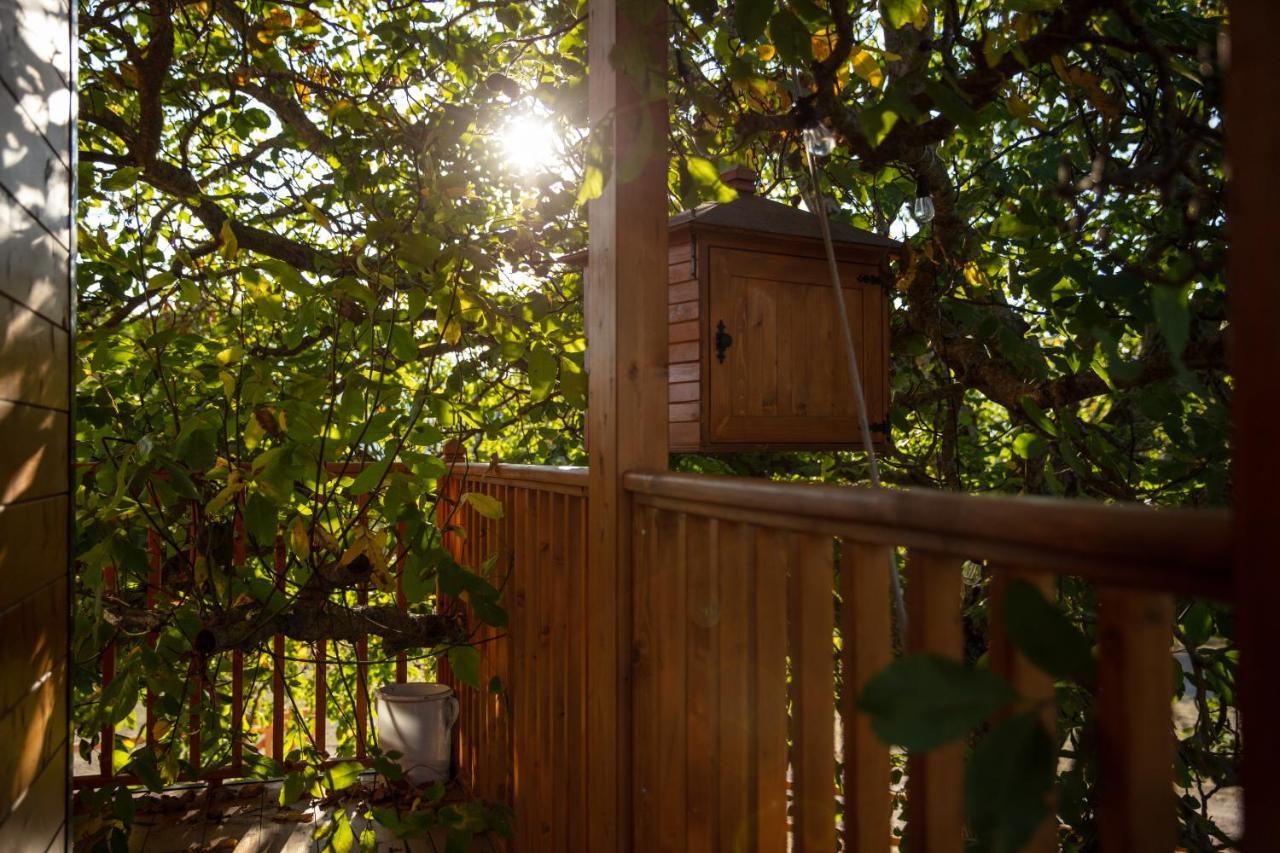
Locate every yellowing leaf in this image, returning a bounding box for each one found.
[756,43,776,61]
[850,49,884,88]
[290,516,311,559]
[215,346,243,366]
[302,199,332,230]
[219,220,238,259]
[811,28,833,62]
[463,491,504,519]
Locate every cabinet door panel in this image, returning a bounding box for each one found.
[707,247,886,447]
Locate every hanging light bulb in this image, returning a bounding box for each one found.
[912,173,935,223]
[802,123,837,157]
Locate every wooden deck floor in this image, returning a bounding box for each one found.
[113,777,503,853]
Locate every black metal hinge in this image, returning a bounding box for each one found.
[868,418,890,434]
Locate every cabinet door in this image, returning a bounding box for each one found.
[707,247,887,447]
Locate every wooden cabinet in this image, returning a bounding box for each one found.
[666,225,894,453]
[574,166,899,454]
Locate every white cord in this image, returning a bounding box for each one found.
[801,140,909,640]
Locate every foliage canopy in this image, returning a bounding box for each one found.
[74,0,1234,848]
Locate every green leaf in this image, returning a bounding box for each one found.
[1003,578,1095,683]
[1019,396,1058,437]
[448,645,482,689]
[328,811,355,853]
[923,78,980,130]
[325,761,364,792]
[1181,602,1214,648]
[101,167,141,192]
[177,426,217,470]
[1151,284,1190,372]
[463,491,504,519]
[966,712,1056,853]
[735,0,775,42]
[244,492,278,546]
[348,459,391,495]
[858,654,1016,751]
[686,156,720,187]
[859,102,899,147]
[527,345,557,402]
[768,10,811,66]
[280,770,308,805]
[882,0,925,29]
[1012,432,1047,460]
[576,164,604,206]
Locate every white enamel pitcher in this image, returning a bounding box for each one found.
[375,682,459,785]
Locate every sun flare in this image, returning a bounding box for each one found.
[499,114,559,174]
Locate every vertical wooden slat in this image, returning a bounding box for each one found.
[187,511,202,773]
[987,570,1056,853]
[315,637,327,756]
[685,516,719,853]
[754,528,789,851]
[1096,586,1175,853]
[840,541,893,853]
[552,491,570,853]
[395,520,408,684]
[231,506,247,770]
[145,518,162,746]
[532,490,550,846]
[271,530,287,761]
[631,504,659,852]
[100,565,117,778]
[632,507,691,845]
[515,486,533,852]
[790,533,836,853]
[354,494,370,761]
[717,522,752,852]
[905,549,965,853]
[570,493,589,852]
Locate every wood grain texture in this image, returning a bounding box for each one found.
[753,528,789,852]
[840,541,893,853]
[684,516,718,853]
[654,509,690,851]
[0,401,67,503]
[0,577,65,719]
[0,83,71,243]
[1224,3,1280,849]
[716,522,752,853]
[623,471,1232,598]
[0,185,70,326]
[0,744,65,850]
[1096,586,1176,853]
[790,533,837,853]
[905,550,964,853]
[0,294,68,409]
[0,0,72,148]
[0,661,66,818]
[987,569,1057,853]
[585,0,670,847]
[0,495,67,611]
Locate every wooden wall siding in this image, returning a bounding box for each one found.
[438,465,589,852]
[0,0,73,842]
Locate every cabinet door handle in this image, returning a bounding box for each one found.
[714,320,733,363]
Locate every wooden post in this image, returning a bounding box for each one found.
[1225,3,1280,849]
[586,0,669,847]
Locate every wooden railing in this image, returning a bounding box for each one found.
[443,464,1233,852]
[438,462,589,851]
[75,462,424,788]
[624,470,1232,853]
